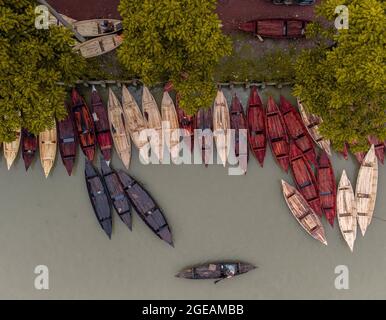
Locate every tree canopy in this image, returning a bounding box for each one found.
[0,0,85,141]
[117,0,232,115]
[293,0,386,152]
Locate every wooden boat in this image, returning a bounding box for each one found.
[239,19,309,38]
[340,142,349,160]
[247,86,266,167]
[161,91,180,162]
[368,136,384,164]
[142,86,163,162]
[176,94,195,151]
[196,107,213,166]
[21,129,38,171]
[176,262,256,282]
[297,98,331,156]
[73,34,123,59]
[121,86,148,150]
[108,89,131,169]
[4,129,21,170]
[213,90,231,167]
[71,88,96,161]
[39,122,57,178]
[85,160,112,239]
[289,141,322,216]
[230,93,248,173]
[280,96,316,165]
[117,170,173,246]
[316,151,337,227]
[281,180,327,245]
[57,104,77,176]
[265,96,289,172]
[337,170,357,251]
[100,159,132,231]
[72,19,122,38]
[354,151,366,164]
[356,144,378,236]
[90,86,113,161]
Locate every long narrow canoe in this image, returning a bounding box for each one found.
[247,86,266,167]
[176,94,195,151]
[356,144,378,236]
[21,129,38,171]
[239,19,308,38]
[337,170,357,251]
[297,99,331,156]
[108,89,131,169]
[72,19,122,38]
[73,34,123,59]
[161,91,180,162]
[90,86,113,162]
[340,142,349,160]
[85,160,112,239]
[117,170,173,246]
[4,129,21,170]
[39,122,57,178]
[213,90,230,167]
[281,180,327,245]
[368,136,384,164]
[316,151,337,227]
[196,107,213,166]
[100,159,132,231]
[266,96,289,172]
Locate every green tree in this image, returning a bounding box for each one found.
[117,0,232,115]
[0,0,85,141]
[293,0,386,152]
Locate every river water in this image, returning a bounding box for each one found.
[0,85,385,299]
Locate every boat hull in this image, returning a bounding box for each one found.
[21,129,38,171]
[39,122,57,178]
[239,19,309,38]
[196,107,213,166]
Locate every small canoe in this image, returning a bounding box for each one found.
[117,170,173,246]
[368,136,384,164]
[297,99,331,156]
[247,86,266,167]
[73,34,123,59]
[72,19,122,38]
[280,96,316,165]
[161,91,180,162]
[316,151,337,227]
[354,151,366,164]
[213,90,231,167]
[281,180,327,245]
[39,122,57,178]
[230,93,248,173]
[121,86,148,150]
[176,94,195,151]
[265,96,289,172]
[21,129,38,171]
[100,159,132,230]
[90,86,113,161]
[71,88,96,161]
[337,170,357,251]
[4,129,21,170]
[57,104,77,176]
[108,89,131,169]
[176,262,256,282]
[142,86,163,162]
[196,107,213,166]
[289,141,322,216]
[340,142,349,160]
[356,144,378,236]
[239,19,309,38]
[85,160,112,239]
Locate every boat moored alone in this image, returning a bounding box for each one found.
[39,122,57,178]
[21,129,38,171]
[239,19,309,38]
[4,129,21,170]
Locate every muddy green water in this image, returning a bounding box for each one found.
[0,85,385,299]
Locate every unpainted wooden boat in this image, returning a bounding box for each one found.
[71,88,96,161]
[289,141,322,216]
[72,19,122,38]
[297,99,331,156]
[213,90,231,167]
[100,159,132,230]
[85,160,112,239]
[337,170,357,251]
[161,91,180,162]
[4,129,21,170]
[281,180,327,245]
[21,129,38,171]
[247,86,266,167]
[90,86,113,161]
[265,96,289,172]
[39,122,57,178]
[368,136,384,164]
[117,170,173,246]
[108,89,131,169]
[356,144,378,236]
[280,96,316,165]
[196,107,213,166]
[73,34,123,59]
[316,151,336,227]
[239,19,309,38]
[176,94,195,151]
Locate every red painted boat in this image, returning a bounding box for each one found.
[57,103,78,176]
[247,86,266,167]
[71,88,96,161]
[265,96,289,172]
[340,142,349,160]
[239,19,309,38]
[196,107,213,166]
[316,151,337,226]
[280,96,316,165]
[21,129,38,171]
[368,136,384,164]
[90,86,113,161]
[289,141,322,216]
[176,93,195,151]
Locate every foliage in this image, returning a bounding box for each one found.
[0,0,85,141]
[293,0,386,152]
[117,0,232,115]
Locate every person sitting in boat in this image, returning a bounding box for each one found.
[221,264,236,278]
[100,20,115,33]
